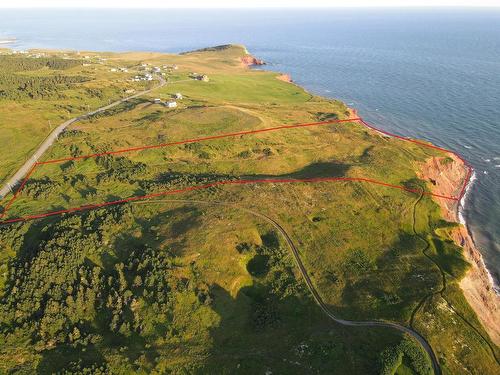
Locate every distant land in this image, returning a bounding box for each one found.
[0,37,16,44]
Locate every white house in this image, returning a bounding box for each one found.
[166,100,177,108]
[174,93,183,99]
[153,98,162,104]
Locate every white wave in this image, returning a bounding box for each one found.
[457,171,500,294]
[482,158,491,162]
[464,145,473,149]
[458,170,476,225]
[494,165,500,168]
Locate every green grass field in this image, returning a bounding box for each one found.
[0,44,498,374]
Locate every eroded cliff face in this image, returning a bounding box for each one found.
[419,154,500,345]
[418,154,465,221]
[276,73,292,83]
[241,55,265,67]
[453,226,500,345]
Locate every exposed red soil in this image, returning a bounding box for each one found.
[419,155,500,345]
[241,55,265,67]
[276,73,292,83]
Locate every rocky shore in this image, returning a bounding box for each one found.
[244,51,499,346]
[420,154,500,345]
[276,73,293,83]
[241,55,265,67]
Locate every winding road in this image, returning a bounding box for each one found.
[134,198,442,375]
[0,76,166,199]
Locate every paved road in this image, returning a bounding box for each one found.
[134,198,441,375]
[0,77,166,199]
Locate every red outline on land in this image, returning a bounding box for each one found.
[0,117,473,225]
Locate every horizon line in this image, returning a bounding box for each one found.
[1,6,500,9]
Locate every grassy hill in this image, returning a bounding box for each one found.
[0,45,498,374]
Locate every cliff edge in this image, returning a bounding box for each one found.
[420,154,500,345]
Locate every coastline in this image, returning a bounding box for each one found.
[419,154,500,346]
[249,58,500,345]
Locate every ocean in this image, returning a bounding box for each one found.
[1,8,499,287]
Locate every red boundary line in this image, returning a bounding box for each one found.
[0,117,473,225]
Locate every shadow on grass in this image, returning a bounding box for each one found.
[198,281,405,374]
[245,161,350,180]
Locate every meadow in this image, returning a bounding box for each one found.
[0,51,147,186]
[0,45,498,374]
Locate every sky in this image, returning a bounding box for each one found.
[1,0,499,8]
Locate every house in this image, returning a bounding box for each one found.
[165,100,177,108]
[153,66,161,73]
[110,68,117,72]
[153,98,162,104]
[191,73,210,82]
[173,93,183,100]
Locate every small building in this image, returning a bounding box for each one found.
[153,66,161,73]
[153,98,162,104]
[110,68,117,72]
[173,93,183,100]
[165,100,177,108]
[191,73,209,82]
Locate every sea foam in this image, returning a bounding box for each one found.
[458,170,476,225]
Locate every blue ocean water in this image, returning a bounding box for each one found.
[1,8,499,285]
